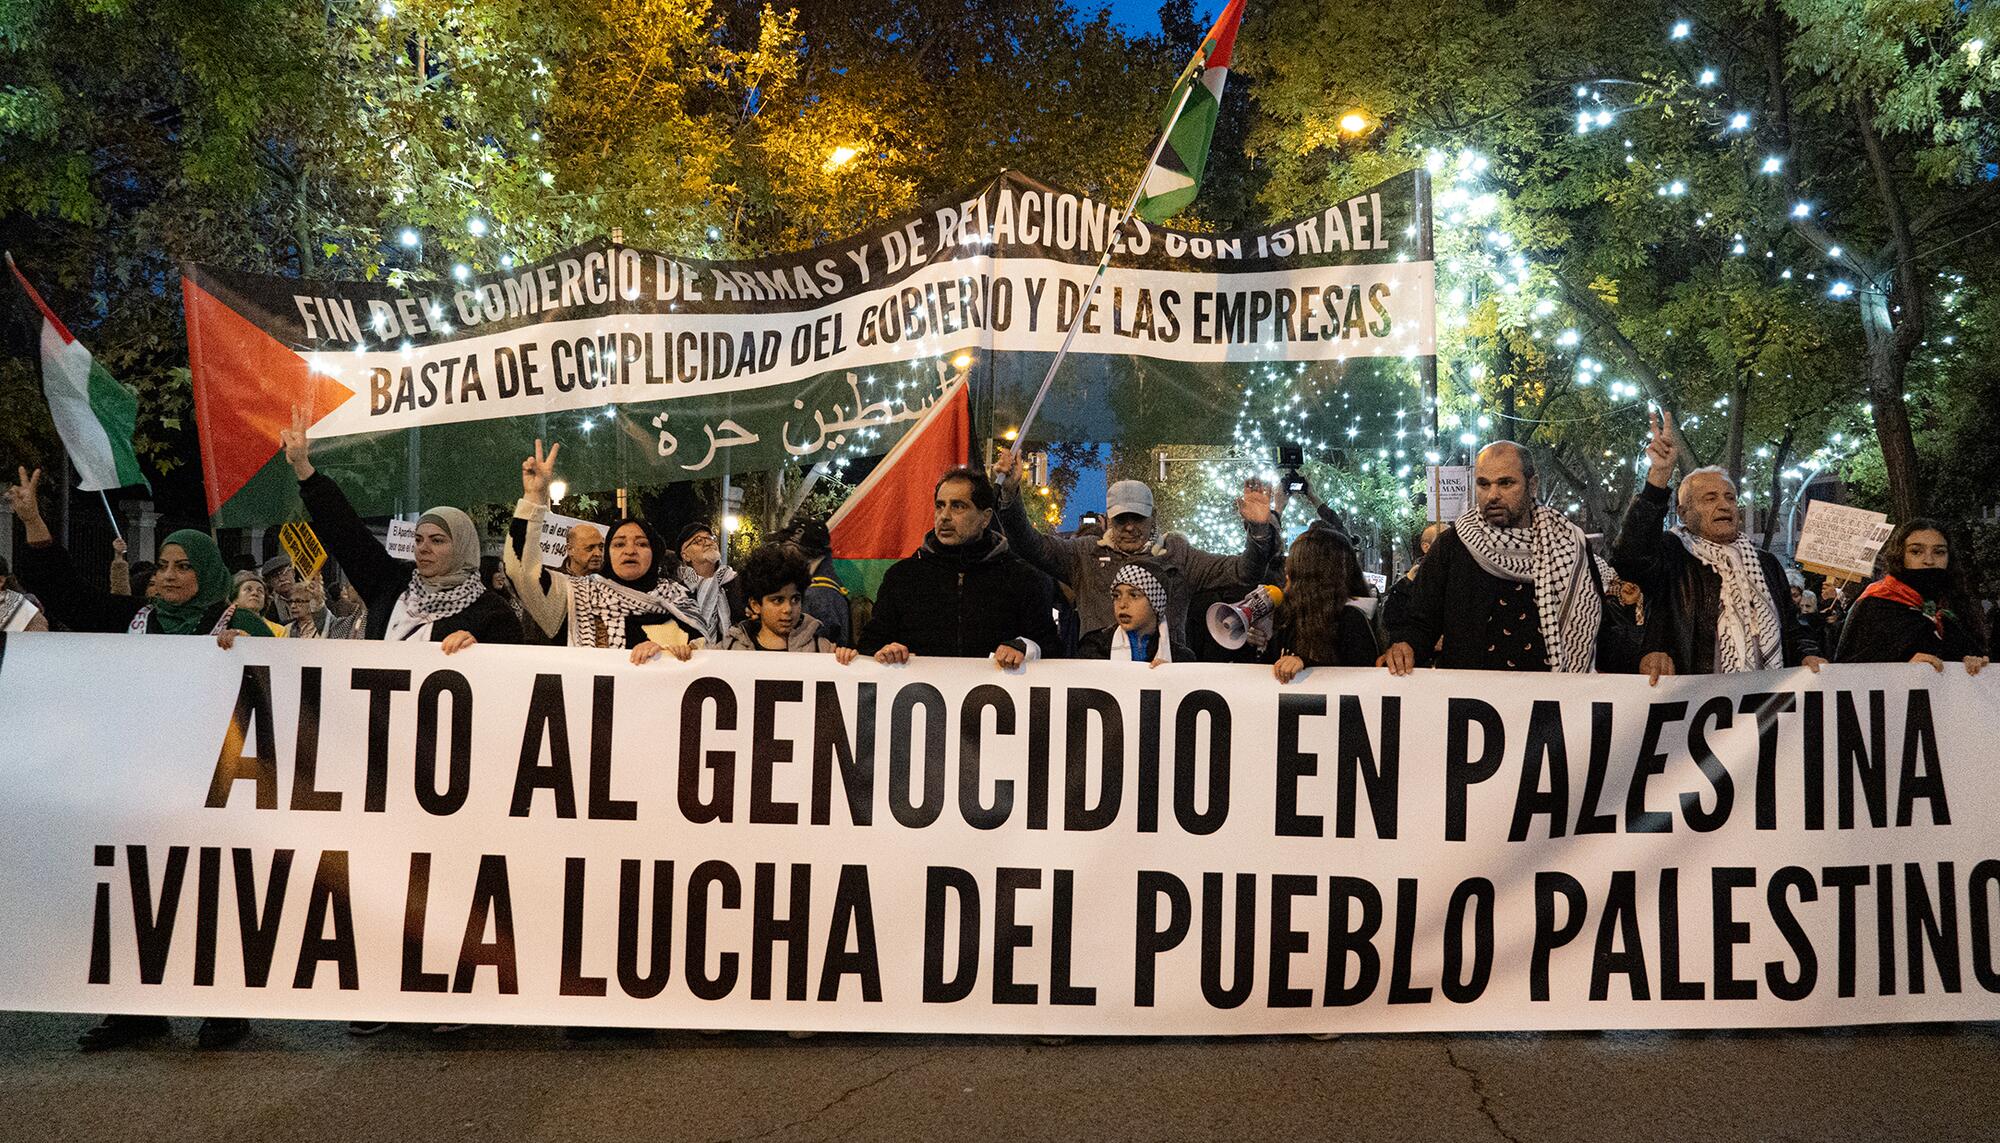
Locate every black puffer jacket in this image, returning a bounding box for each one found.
[1611,483,1816,671]
[858,531,1059,658]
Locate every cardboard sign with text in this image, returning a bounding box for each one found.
[1795,500,1892,581]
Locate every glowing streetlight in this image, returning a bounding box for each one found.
[548,479,568,502]
[1002,427,1020,442]
[825,145,861,172]
[1338,111,1372,135]
[951,352,973,371]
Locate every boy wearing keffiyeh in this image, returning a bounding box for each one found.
[1076,560,1190,665]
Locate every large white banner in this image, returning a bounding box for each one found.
[1,633,1997,1034]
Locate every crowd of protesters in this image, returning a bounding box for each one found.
[2,405,1993,1049]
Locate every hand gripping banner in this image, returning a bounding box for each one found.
[2,635,1998,1034]
[184,170,1435,526]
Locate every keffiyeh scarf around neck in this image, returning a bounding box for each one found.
[567,573,704,648]
[1454,505,1601,673]
[1674,527,1781,672]
[564,519,711,648]
[395,507,485,627]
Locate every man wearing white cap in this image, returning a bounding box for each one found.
[994,452,1277,637]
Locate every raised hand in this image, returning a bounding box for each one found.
[1644,409,1677,488]
[280,405,316,481]
[111,536,128,559]
[991,447,1022,491]
[1237,479,1274,525]
[7,466,45,525]
[522,438,562,503]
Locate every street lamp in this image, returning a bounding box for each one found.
[1338,111,1373,135]
[825,145,861,172]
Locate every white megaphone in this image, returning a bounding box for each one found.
[1207,584,1284,650]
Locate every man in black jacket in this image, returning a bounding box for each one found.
[1383,441,1604,674]
[1613,411,1824,682]
[859,466,1059,666]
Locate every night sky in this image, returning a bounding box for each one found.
[1100,0,1166,34]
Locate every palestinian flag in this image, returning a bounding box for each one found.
[5,253,149,492]
[1133,0,1246,224]
[827,377,971,601]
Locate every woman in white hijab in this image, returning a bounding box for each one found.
[280,408,521,650]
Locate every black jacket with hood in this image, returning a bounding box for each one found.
[858,531,1059,658]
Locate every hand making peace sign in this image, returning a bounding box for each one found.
[280,405,316,481]
[521,438,562,504]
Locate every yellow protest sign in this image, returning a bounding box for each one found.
[278,519,327,579]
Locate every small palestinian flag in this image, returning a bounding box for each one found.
[5,253,149,492]
[827,376,971,601]
[1133,0,1246,224]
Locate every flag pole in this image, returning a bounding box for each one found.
[98,490,123,541]
[1005,54,1209,465]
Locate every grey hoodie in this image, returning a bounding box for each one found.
[720,612,838,652]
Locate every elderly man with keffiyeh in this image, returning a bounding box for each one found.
[1383,441,1606,675]
[1613,411,1825,684]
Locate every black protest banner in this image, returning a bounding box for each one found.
[183,170,1433,525]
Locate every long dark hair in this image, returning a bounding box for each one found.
[1882,517,1988,647]
[1279,527,1358,664]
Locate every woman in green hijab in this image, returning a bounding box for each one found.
[5,469,269,639]
[6,468,263,1051]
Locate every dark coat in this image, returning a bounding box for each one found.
[1597,599,1648,674]
[1384,527,1608,671]
[1076,624,1195,663]
[857,531,1060,658]
[1266,603,1382,668]
[13,539,255,636]
[1611,483,1816,672]
[300,473,521,645]
[1834,595,1987,663]
[804,560,852,647]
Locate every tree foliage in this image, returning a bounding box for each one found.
[3,0,1995,550]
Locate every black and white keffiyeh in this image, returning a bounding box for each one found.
[1672,527,1781,672]
[398,576,485,625]
[566,573,706,649]
[1454,505,1602,672]
[392,506,486,634]
[675,564,735,645]
[0,589,28,632]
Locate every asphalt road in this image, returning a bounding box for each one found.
[3,1013,1996,1142]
